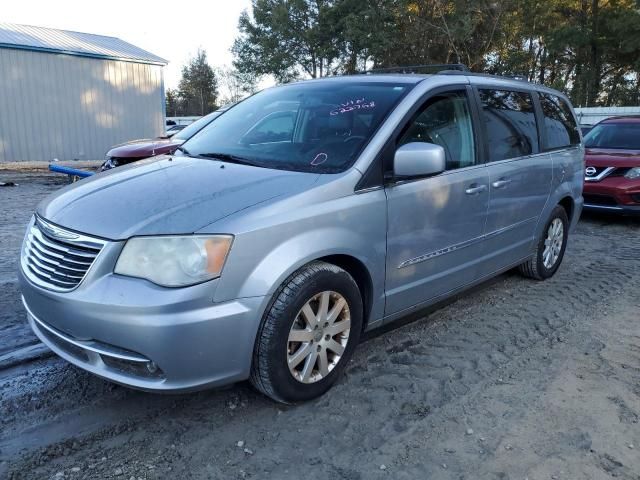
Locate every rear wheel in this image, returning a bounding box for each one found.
[519,205,569,280]
[250,261,363,403]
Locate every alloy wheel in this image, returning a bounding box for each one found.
[287,291,351,384]
[543,218,564,269]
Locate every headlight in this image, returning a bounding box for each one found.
[114,235,233,287]
[624,167,640,179]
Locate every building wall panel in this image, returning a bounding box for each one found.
[574,106,640,126]
[0,48,164,161]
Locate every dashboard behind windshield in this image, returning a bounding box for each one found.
[179,81,412,173]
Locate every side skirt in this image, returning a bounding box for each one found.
[366,253,535,331]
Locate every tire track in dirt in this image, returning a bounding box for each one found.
[0,173,67,360]
[369,250,640,479]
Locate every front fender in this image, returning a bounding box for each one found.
[245,228,377,295]
[211,189,388,325]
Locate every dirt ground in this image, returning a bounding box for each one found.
[1,172,639,480]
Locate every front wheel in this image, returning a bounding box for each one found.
[519,205,569,280]
[250,261,363,403]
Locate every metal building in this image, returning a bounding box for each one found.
[574,106,640,126]
[0,23,167,162]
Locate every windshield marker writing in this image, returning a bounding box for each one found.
[311,152,328,166]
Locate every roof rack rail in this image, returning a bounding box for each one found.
[505,74,529,82]
[362,63,469,75]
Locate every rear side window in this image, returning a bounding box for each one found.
[539,93,580,149]
[479,89,539,161]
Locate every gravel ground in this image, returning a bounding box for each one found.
[1,172,639,480]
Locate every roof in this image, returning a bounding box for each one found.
[601,116,640,124]
[289,72,556,91]
[289,74,430,86]
[0,23,167,65]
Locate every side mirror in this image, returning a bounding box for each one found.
[394,142,446,179]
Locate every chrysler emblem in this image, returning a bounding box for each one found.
[36,217,80,241]
[585,166,597,176]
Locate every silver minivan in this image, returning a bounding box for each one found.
[19,71,584,403]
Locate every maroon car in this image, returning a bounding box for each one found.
[101,109,225,170]
[583,116,640,215]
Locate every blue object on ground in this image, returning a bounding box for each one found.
[48,164,94,178]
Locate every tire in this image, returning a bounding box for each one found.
[250,261,363,403]
[519,205,569,280]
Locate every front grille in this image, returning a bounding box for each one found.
[21,217,105,292]
[585,166,615,181]
[610,167,630,177]
[102,156,147,171]
[585,166,609,177]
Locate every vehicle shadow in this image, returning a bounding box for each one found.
[362,272,511,342]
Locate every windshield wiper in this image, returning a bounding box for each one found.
[196,152,260,167]
[175,145,191,156]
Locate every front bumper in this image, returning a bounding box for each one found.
[20,268,266,392]
[582,202,640,215]
[583,177,640,215]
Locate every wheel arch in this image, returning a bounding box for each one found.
[317,254,374,331]
[535,180,579,242]
[216,226,386,331]
[558,196,575,223]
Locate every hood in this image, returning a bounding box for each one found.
[37,156,321,240]
[585,148,640,168]
[107,138,183,158]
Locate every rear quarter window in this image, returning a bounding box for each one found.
[539,93,580,150]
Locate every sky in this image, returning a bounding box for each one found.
[2,0,254,89]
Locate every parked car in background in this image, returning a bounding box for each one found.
[101,107,229,170]
[580,124,593,136]
[20,72,583,403]
[583,116,640,215]
[165,124,187,137]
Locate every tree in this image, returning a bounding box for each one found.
[165,88,180,117]
[217,66,258,105]
[370,0,509,70]
[232,0,343,82]
[328,0,397,73]
[231,0,640,107]
[489,0,640,106]
[232,0,511,77]
[178,49,219,115]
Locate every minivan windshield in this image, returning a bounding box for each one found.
[584,123,640,150]
[178,81,412,173]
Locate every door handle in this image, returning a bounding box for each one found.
[491,178,512,189]
[465,184,487,195]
